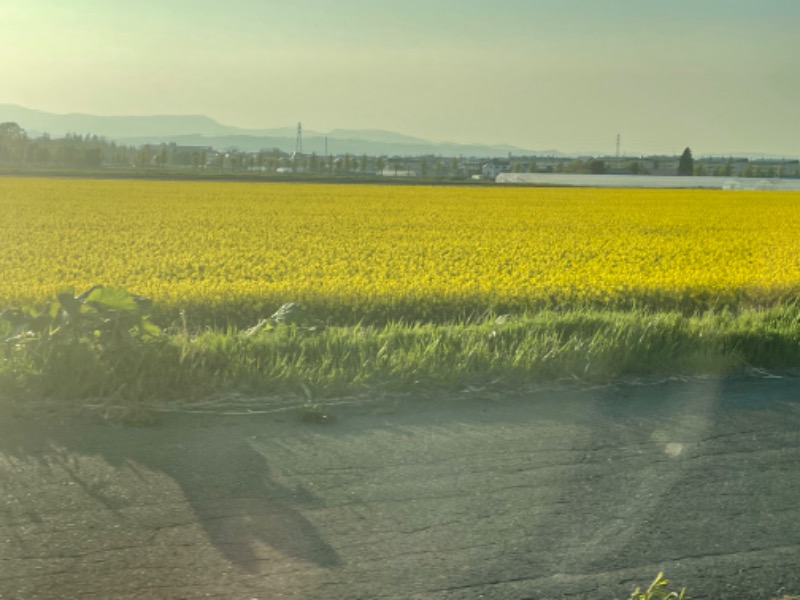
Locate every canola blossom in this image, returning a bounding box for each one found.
[2,177,799,322]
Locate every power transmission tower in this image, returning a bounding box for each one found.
[616,134,621,158]
[295,122,303,155]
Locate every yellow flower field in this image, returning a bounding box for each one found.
[1,177,799,322]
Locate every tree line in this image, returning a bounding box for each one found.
[2,124,795,179]
[0,122,140,168]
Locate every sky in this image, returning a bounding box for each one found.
[1,0,798,156]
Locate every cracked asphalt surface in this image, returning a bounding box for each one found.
[1,376,799,599]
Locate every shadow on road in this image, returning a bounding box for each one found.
[0,410,341,572]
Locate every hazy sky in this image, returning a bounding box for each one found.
[2,1,798,156]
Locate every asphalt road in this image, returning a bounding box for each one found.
[1,376,799,600]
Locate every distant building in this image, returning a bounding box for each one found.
[640,156,680,176]
[481,160,510,180]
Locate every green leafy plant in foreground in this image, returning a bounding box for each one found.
[2,285,159,343]
[1,285,166,407]
[629,571,689,600]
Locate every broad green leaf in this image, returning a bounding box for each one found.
[84,286,138,312]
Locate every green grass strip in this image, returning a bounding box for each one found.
[3,306,799,409]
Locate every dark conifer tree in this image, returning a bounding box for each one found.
[678,147,694,176]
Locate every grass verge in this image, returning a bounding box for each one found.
[2,292,799,417]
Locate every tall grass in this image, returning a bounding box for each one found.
[180,307,800,392]
[3,305,798,410]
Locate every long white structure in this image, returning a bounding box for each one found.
[496,173,800,190]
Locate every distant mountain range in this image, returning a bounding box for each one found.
[0,104,561,158]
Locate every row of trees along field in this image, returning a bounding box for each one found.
[0,122,448,176]
[0,122,356,173]
[2,123,796,178]
[0,122,139,168]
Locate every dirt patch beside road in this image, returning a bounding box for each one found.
[1,376,799,599]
